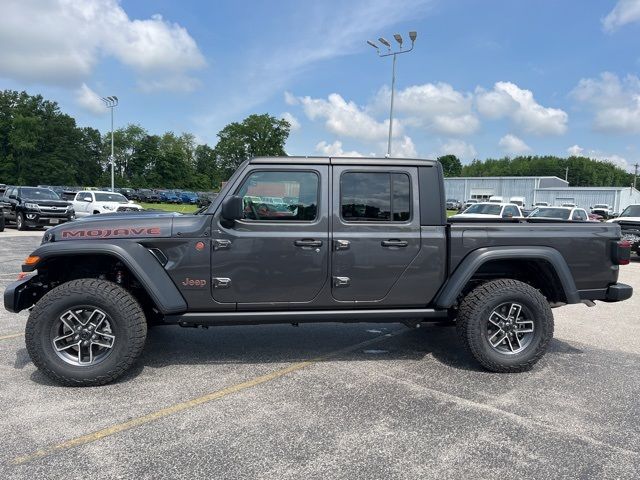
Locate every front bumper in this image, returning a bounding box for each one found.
[24,212,73,227]
[579,283,633,303]
[4,275,39,313]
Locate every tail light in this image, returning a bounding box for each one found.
[614,240,631,265]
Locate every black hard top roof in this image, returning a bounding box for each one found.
[250,156,438,167]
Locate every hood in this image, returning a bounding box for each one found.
[608,217,640,223]
[44,211,180,242]
[25,199,70,207]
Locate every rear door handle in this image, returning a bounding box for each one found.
[294,239,323,248]
[381,239,408,248]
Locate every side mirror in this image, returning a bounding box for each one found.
[128,200,134,204]
[221,195,243,221]
[83,196,92,202]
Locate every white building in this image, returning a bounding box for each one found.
[444,176,640,213]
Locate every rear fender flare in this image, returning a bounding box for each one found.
[434,246,579,308]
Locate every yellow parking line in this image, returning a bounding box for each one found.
[12,329,402,465]
[0,332,23,341]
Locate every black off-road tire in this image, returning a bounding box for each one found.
[0,215,4,232]
[16,212,27,230]
[456,279,554,373]
[25,279,147,386]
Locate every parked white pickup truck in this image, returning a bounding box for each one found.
[72,190,143,217]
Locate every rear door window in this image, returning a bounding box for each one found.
[340,172,411,222]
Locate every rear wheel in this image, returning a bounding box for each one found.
[0,214,4,232]
[25,279,147,386]
[456,279,554,372]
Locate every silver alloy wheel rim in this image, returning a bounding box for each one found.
[486,302,535,355]
[51,308,115,366]
[17,215,22,229]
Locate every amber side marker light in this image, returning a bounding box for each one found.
[23,255,40,267]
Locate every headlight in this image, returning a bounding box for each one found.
[102,205,114,210]
[24,202,40,210]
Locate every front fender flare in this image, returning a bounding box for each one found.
[434,246,579,308]
[24,241,187,314]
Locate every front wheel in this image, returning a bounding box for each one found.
[456,279,554,372]
[16,212,27,230]
[25,279,147,386]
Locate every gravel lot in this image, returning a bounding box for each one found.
[0,230,638,479]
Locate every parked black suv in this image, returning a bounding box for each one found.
[1,186,74,230]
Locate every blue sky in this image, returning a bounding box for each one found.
[1,0,639,170]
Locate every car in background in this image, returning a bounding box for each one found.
[132,189,160,203]
[180,191,198,204]
[117,188,136,200]
[158,190,182,204]
[445,198,462,210]
[561,202,577,208]
[72,190,143,217]
[591,204,613,219]
[527,206,588,221]
[608,204,640,254]
[488,196,504,203]
[452,202,523,219]
[533,201,549,207]
[1,186,74,230]
[459,199,479,212]
[196,192,217,207]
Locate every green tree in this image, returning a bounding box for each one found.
[437,154,462,177]
[214,113,290,179]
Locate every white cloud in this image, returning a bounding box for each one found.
[299,93,400,142]
[603,0,640,32]
[439,139,477,160]
[281,112,301,132]
[390,136,418,158]
[567,144,584,156]
[75,83,106,115]
[315,140,364,157]
[0,0,205,89]
[571,72,640,134]
[476,82,568,135]
[376,83,479,136]
[498,134,531,154]
[284,91,299,106]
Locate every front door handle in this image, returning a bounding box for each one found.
[381,239,409,248]
[294,239,323,248]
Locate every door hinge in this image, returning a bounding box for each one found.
[212,239,232,250]
[333,276,350,287]
[334,239,350,251]
[212,277,232,289]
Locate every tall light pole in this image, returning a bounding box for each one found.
[367,31,417,157]
[101,96,118,191]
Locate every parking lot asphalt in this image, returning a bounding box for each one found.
[0,232,638,479]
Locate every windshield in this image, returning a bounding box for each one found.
[464,204,502,215]
[619,205,640,218]
[593,205,608,209]
[20,187,59,200]
[529,207,571,220]
[95,192,128,202]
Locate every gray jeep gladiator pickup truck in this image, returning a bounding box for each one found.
[4,157,633,386]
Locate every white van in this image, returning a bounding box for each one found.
[509,196,525,207]
[488,196,503,203]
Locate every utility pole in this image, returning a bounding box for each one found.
[101,96,119,191]
[634,163,638,190]
[367,31,417,157]
[565,166,569,182]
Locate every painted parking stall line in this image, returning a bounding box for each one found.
[11,329,403,466]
